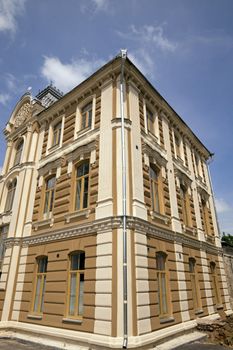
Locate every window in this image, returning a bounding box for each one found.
[14,139,23,166]
[174,134,181,159]
[156,252,169,317]
[0,225,8,278]
[189,258,202,311]
[67,251,85,318]
[81,102,92,130]
[75,161,89,211]
[201,198,209,234]
[43,176,56,218]
[32,257,48,314]
[150,165,160,213]
[5,179,17,212]
[180,185,190,227]
[146,107,155,135]
[210,262,221,306]
[51,121,62,147]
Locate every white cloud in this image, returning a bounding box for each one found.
[0,93,10,105]
[0,0,26,33]
[81,0,110,14]
[128,49,155,77]
[215,198,232,214]
[117,24,177,52]
[41,55,105,93]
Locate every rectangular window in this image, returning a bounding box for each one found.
[189,258,202,311]
[0,225,8,277]
[67,251,85,318]
[75,162,89,211]
[210,262,221,306]
[43,176,56,218]
[147,107,155,135]
[52,121,62,147]
[150,166,160,213]
[175,135,181,159]
[180,185,190,226]
[156,252,169,317]
[33,257,48,314]
[81,102,92,130]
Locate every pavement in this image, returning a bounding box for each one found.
[0,338,59,350]
[0,337,232,350]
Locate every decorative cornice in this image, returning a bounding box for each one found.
[3,216,222,256]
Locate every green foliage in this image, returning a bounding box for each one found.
[222,233,233,247]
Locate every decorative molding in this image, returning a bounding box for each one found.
[65,209,91,223]
[14,103,32,128]
[142,138,167,168]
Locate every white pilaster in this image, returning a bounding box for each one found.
[128,83,147,220]
[174,242,190,322]
[95,80,113,219]
[1,140,12,176]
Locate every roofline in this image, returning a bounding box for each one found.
[36,53,212,157]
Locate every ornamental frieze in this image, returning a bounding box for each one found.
[14,102,32,128]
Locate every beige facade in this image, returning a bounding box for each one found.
[0,56,231,349]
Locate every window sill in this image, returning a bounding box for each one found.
[159,316,175,324]
[216,304,224,310]
[183,225,198,237]
[33,217,54,231]
[48,144,60,153]
[150,211,170,225]
[195,309,204,315]
[65,209,91,223]
[62,317,83,324]
[27,314,43,320]
[76,127,91,138]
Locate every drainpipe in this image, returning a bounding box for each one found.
[119,49,128,349]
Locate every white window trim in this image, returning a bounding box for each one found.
[143,99,160,143]
[46,116,65,155]
[74,95,96,140]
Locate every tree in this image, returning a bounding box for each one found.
[221,233,233,247]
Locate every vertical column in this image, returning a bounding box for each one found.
[128,82,147,220]
[203,162,221,247]
[1,140,12,176]
[96,79,113,219]
[21,124,33,163]
[11,245,28,321]
[185,142,204,241]
[134,231,151,335]
[162,114,182,233]
[174,242,190,322]
[94,230,112,336]
[1,244,20,321]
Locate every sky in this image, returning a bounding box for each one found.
[0,0,233,235]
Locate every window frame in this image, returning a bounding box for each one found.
[66,251,85,320]
[156,251,170,318]
[42,175,56,219]
[31,256,48,315]
[75,97,95,138]
[210,261,222,307]
[46,116,65,154]
[189,257,202,312]
[149,164,163,214]
[74,160,90,212]
[51,121,62,148]
[5,178,17,213]
[13,139,24,166]
[180,184,190,227]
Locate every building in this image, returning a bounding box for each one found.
[0,53,231,349]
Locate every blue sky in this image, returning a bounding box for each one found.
[0,0,233,234]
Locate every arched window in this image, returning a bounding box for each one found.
[189,258,202,311]
[75,161,89,210]
[43,176,56,218]
[156,252,169,317]
[67,251,85,318]
[5,179,17,212]
[150,165,160,213]
[14,139,24,166]
[180,185,190,226]
[32,256,48,314]
[210,262,221,306]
